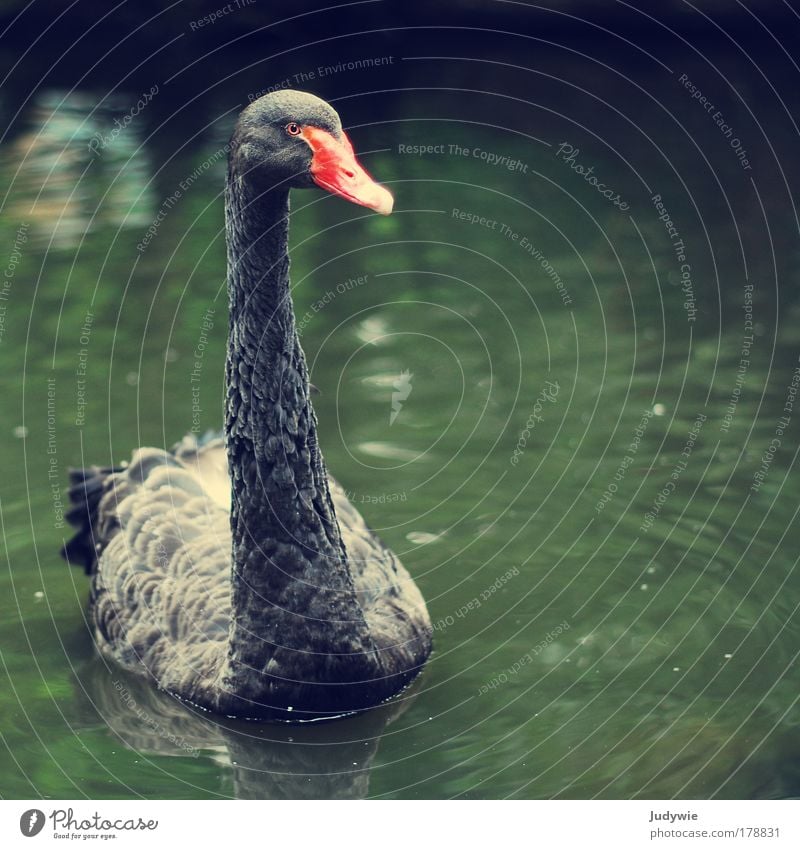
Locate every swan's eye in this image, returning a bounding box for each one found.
[285,122,302,136]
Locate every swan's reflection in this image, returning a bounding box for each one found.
[78,659,416,799]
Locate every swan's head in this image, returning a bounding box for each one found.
[231,90,393,215]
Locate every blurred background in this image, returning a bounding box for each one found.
[1,0,799,799]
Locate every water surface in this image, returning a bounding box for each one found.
[1,43,799,799]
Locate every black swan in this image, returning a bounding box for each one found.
[62,90,433,721]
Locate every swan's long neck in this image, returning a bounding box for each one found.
[223,174,343,567]
[222,166,375,703]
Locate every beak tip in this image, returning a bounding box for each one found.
[375,190,394,215]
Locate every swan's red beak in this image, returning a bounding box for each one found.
[302,126,393,215]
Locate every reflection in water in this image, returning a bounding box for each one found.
[77,660,416,799]
[4,91,154,249]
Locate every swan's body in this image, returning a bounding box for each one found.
[63,91,432,721]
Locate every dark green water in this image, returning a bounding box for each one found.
[1,58,799,799]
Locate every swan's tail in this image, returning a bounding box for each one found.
[61,465,122,575]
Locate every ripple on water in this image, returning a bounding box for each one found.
[356,441,424,462]
[405,530,446,545]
